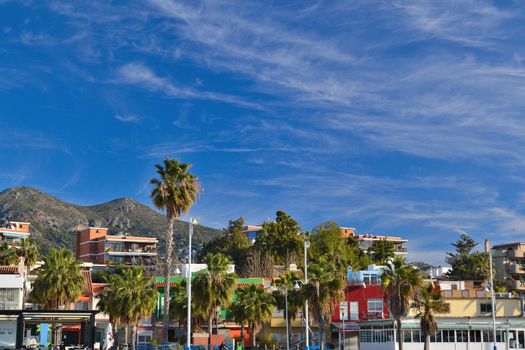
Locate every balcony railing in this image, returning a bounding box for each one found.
[347,279,382,286]
[106,247,157,254]
[359,312,385,321]
[508,250,525,258]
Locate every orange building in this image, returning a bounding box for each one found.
[76,227,158,267]
[0,221,31,245]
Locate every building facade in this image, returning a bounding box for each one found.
[340,227,407,256]
[492,242,525,294]
[76,227,158,267]
[0,221,30,245]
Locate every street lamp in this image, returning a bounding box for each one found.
[304,240,310,350]
[488,248,497,350]
[186,218,199,350]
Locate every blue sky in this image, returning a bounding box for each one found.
[1,1,525,264]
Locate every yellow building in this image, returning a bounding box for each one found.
[408,294,522,318]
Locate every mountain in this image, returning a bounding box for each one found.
[0,186,222,255]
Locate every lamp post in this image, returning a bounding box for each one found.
[489,249,497,350]
[186,218,198,350]
[304,240,310,350]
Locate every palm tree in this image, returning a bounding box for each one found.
[169,280,207,333]
[99,267,158,350]
[30,248,84,309]
[231,285,274,349]
[30,248,84,346]
[230,288,250,350]
[98,281,124,348]
[16,239,39,269]
[412,284,449,350]
[150,158,201,343]
[381,257,422,350]
[117,268,159,350]
[303,260,344,350]
[0,242,18,265]
[274,271,302,348]
[193,253,236,350]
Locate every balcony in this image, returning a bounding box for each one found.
[512,281,525,291]
[508,264,525,274]
[508,250,525,259]
[359,312,385,321]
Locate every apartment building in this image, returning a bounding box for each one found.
[0,221,30,245]
[76,227,158,268]
[492,242,525,294]
[242,225,263,243]
[340,226,408,256]
[0,266,24,311]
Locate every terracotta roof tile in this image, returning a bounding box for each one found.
[0,266,19,274]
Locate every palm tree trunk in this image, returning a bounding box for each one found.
[163,216,175,343]
[396,318,402,350]
[318,318,324,350]
[124,324,129,348]
[208,312,213,350]
[424,334,430,350]
[131,324,137,350]
[240,323,245,350]
[251,322,256,349]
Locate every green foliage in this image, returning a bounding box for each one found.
[230,285,274,348]
[303,260,345,350]
[382,258,422,350]
[308,222,370,275]
[150,158,201,343]
[0,242,19,265]
[193,253,237,346]
[412,284,450,350]
[200,217,251,266]
[254,210,304,266]
[370,239,395,265]
[446,235,490,281]
[31,248,84,309]
[99,267,158,350]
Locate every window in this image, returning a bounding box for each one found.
[456,330,468,342]
[412,330,422,342]
[367,299,383,313]
[75,302,89,310]
[480,303,492,313]
[442,330,455,342]
[403,330,411,343]
[469,330,481,343]
[0,288,19,310]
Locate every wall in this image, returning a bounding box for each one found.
[0,319,17,349]
[408,298,521,318]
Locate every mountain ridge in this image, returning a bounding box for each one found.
[0,186,221,255]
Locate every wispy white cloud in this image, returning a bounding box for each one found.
[114,114,140,123]
[115,63,262,110]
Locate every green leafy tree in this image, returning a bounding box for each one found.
[254,211,304,268]
[231,285,274,348]
[381,258,422,350]
[0,243,18,265]
[200,217,251,266]
[193,253,236,350]
[30,248,84,309]
[446,234,489,280]
[303,260,344,350]
[370,239,395,265]
[412,284,450,350]
[150,158,201,342]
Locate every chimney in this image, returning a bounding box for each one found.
[485,239,491,253]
